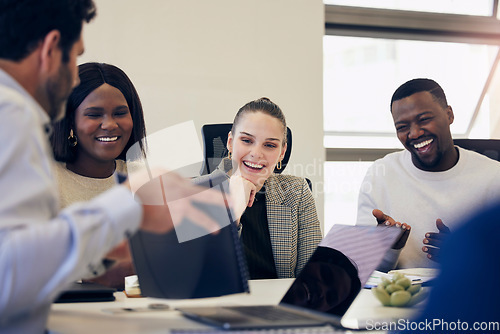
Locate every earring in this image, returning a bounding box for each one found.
[68,129,78,147]
[277,160,282,170]
[228,151,232,159]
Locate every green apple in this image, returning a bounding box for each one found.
[390,290,412,307]
[385,283,404,294]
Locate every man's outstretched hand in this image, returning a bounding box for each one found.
[126,169,227,237]
[422,218,450,262]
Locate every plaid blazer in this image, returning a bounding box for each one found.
[194,159,322,278]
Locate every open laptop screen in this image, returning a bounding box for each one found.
[281,225,401,317]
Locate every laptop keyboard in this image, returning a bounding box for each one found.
[170,326,345,334]
[223,306,308,321]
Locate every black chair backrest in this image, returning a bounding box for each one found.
[200,123,292,175]
[453,139,500,162]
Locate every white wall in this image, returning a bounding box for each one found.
[80,0,326,226]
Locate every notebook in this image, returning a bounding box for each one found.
[176,224,401,330]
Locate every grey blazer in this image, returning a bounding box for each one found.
[194,159,322,278]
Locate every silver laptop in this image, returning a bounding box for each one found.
[176,224,401,330]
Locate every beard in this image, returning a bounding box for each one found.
[45,62,74,122]
[410,147,443,170]
[48,98,67,122]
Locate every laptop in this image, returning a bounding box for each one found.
[176,224,401,330]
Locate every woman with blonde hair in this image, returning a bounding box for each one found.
[196,97,322,279]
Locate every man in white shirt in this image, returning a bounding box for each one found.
[0,1,222,333]
[356,78,500,270]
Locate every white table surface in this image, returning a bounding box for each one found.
[47,279,425,333]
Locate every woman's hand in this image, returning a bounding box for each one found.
[229,172,257,221]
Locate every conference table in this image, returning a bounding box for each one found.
[47,279,424,333]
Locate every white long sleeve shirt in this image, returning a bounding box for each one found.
[0,69,142,333]
[356,148,500,270]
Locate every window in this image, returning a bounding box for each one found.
[324,0,495,16]
[324,36,499,146]
[324,161,372,229]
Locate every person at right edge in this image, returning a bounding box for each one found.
[356,78,500,271]
[400,200,500,333]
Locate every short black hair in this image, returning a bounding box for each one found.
[51,62,147,162]
[0,0,96,62]
[391,78,448,111]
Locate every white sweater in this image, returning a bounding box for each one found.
[356,147,500,270]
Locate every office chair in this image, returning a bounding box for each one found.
[199,123,293,175]
[453,139,500,162]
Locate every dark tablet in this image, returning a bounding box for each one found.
[54,282,116,303]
